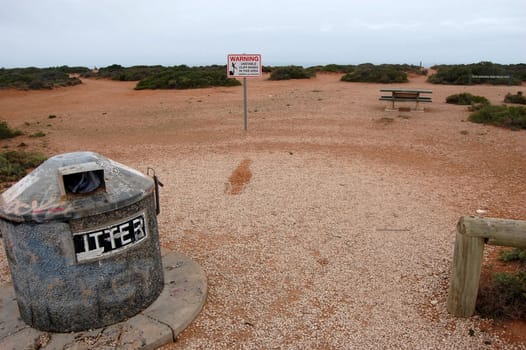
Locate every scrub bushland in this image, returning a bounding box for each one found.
[469,104,526,130]
[0,66,84,90]
[341,64,408,83]
[446,93,489,105]
[268,66,315,80]
[428,62,524,85]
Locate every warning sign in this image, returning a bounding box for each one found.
[227,54,262,78]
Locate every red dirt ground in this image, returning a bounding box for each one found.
[0,72,525,346]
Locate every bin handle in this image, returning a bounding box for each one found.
[147,167,164,215]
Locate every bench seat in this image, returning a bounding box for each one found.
[379,96,432,102]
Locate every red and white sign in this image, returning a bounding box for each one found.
[227,54,262,78]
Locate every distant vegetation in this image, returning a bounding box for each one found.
[308,63,426,76]
[446,93,489,105]
[82,64,241,89]
[135,66,241,89]
[0,66,86,90]
[268,66,315,80]
[306,64,355,74]
[264,63,425,82]
[3,62,524,89]
[338,63,426,84]
[83,64,165,81]
[504,91,526,105]
[428,62,525,85]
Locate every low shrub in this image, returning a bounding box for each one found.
[85,64,241,89]
[0,121,23,139]
[446,93,489,105]
[307,64,355,74]
[0,151,46,182]
[135,66,241,90]
[341,64,408,83]
[477,248,526,319]
[428,62,523,85]
[0,67,83,90]
[504,91,526,105]
[469,104,526,130]
[477,271,526,319]
[91,64,166,81]
[268,66,315,80]
[500,248,526,262]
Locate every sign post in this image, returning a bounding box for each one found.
[243,77,248,130]
[227,54,262,130]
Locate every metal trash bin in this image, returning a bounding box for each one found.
[0,151,164,332]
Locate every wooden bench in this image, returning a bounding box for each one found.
[379,88,432,111]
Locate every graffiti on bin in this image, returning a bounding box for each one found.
[3,183,71,222]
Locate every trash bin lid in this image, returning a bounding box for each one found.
[0,152,154,223]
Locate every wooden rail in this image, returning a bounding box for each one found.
[447,216,526,317]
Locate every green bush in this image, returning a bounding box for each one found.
[90,65,166,81]
[428,62,523,85]
[341,64,408,83]
[446,93,489,105]
[307,64,355,74]
[500,248,526,262]
[481,271,526,319]
[268,66,315,80]
[0,151,46,182]
[135,66,240,90]
[504,91,526,105]
[0,121,23,139]
[0,67,83,90]
[86,64,241,89]
[477,248,526,319]
[469,104,526,130]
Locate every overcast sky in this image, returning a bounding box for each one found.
[1,0,525,68]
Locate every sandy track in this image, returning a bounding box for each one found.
[0,73,525,348]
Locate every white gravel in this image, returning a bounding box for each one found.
[134,151,520,349]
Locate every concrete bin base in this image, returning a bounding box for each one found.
[0,250,207,350]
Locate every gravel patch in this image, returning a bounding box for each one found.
[146,151,514,349]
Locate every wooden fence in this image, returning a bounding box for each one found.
[447,216,526,317]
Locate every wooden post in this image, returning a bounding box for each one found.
[446,227,485,317]
[447,216,526,317]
